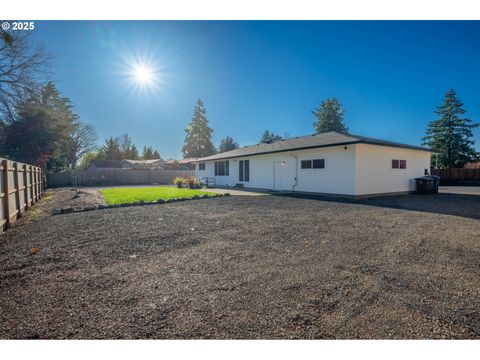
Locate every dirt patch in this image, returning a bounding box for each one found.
[69,188,107,208]
[9,188,106,228]
[0,195,479,339]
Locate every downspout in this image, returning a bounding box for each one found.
[288,151,298,192]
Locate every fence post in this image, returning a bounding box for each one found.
[38,168,43,198]
[35,167,40,201]
[3,159,11,228]
[23,164,29,210]
[31,168,35,203]
[13,163,21,217]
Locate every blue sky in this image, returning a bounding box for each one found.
[33,21,480,159]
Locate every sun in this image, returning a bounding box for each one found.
[133,64,153,85]
[126,59,159,90]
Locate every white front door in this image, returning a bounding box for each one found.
[273,161,288,191]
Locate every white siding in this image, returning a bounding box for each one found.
[294,145,356,195]
[195,144,431,196]
[354,144,431,195]
[196,145,356,195]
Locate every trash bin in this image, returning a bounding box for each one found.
[415,177,428,194]
[425,177,433,193]
[416,176,439,194]
[427,175,440,194]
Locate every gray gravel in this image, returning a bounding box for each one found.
[0,193,479,339]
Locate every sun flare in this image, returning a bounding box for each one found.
[133,64,153,85]
[126,59,160,91]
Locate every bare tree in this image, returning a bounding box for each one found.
[116,134,133,157]
[70,122,97,169]
[0,30,51,123]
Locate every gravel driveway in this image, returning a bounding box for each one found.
[0,192,479,339]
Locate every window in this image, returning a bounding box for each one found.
[301,160,312,169]
[392,159,407,169]
[239,160,250,182]
[198,163,205,171]
[214,161,229,176]
[301,159,325,169]
[312,159,325,169]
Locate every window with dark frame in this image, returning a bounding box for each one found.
[214,161,229,176]
[392,159,407,169]
[301,160,312,169]
[198,162,205,171]
[301,159,325,169]
[239,160,250,182]
[312,159,325,169]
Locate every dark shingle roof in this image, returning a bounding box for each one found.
[195,131,432,162]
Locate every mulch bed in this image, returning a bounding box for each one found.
[0,192,479,339]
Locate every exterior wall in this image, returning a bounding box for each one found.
[354,144,431,195]
[196,144,357,195]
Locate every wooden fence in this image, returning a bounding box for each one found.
[47,168,196,188]
[432,168,480,182]
[0,158,44,231]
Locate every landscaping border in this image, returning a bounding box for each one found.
[52,192,230,215]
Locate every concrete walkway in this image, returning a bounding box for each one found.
[439,186,480,196]
[203,188,271,196]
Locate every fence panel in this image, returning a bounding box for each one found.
[432,168,480,182]
[47,168,195,188]
[0,158,44,231]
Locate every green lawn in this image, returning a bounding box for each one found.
[99,186,215,205]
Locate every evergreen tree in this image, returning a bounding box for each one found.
[2,82,77,169]
[182,99,216,158]
[218,136,239,153]
[423,89,478,168]
[259,130,283,144]
[98,137,122,160]
[313,98,348,134]
[141,146,158,160]
[126,144,139,159]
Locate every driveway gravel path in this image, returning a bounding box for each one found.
[0,191,479,339]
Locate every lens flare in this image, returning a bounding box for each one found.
[126,59,160,92]
[132,64,153,85]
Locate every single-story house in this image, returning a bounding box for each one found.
[87,160,123,170]
[164,158,197,170]
[194,131,432,198]
[121,159,165,169]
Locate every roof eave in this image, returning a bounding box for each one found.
[194,141,363,162]
[195,140,433,162]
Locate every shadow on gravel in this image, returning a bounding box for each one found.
[274,192,480,220]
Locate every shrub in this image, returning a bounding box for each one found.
[173,177,184,188]
[184,176,200,189]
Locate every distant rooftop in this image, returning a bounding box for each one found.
[195,131,432,162]
[122,159,163,164]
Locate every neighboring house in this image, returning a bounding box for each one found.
[87,160,123,170]
[194,131,432,197]
[121,159,165,169]
[164,158,197,170]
